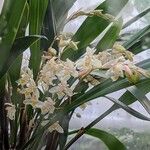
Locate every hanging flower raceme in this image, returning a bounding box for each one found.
[49,80,74,99]
[18,42,150,110]
[17,67,40,108]
[36,97,55,115]
[76,47,102,77]
[38,57,60,91]
[15,34,150,139]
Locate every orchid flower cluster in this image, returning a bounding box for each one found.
[5,33,150,134]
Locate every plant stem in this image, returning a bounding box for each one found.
[45,132,59,150]
[16,107,28,150]
[64,105,117,150]
[0,77,9,150]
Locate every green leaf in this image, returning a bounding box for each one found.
[137,58,150,69]
[72,79,150,133]
[133,0,150,23]
[9,2,29,86]
[41,0,77,49]
[1,0,27,45]
[73,80,89,93]
[117,79,150,109]
[105,95,150,121]
[95,18,123,52]
[61,0,129,61]
[59,115,70,150]
[52,0,77,31]
[123,7,150,29]
[65,79,132,112]
[127,86,150,114]
[65,78,150,112]
[128,32,150,54]
[0,35,47,79]
[69,78,150,136]
[29,0,49,78]
[0,0,27,72]
[123,25,150,49]
[0,0,13,19]
[16,3,29,37]
[86,128,126,150]
[41,0,56,50]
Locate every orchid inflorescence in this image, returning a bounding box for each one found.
[5,33,150,133]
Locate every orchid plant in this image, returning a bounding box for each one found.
[0,0,150,150]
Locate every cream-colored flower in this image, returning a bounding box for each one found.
[5,103,16,120]
[59,37,79,51]
[38,57,61,90]
[41,121,63,133]
[58,59,78,80]
[36,97,55,114]
[113,43,134,61]
[102,56,125,69]
[124,63,150,83]
[136,67,150,78]
[84,75,100,86]
[59,39,70,47]
[48,121,64,133]
[18,68,33,86]
[23,94,39,108]
[68,41,79,50]
[18,67,40,108]
[76,47,102,76]
[49,80,73,99]
[43,47,57,60]
[106,62,124,81]
[18,67,37,93]
[124,65,140,83]
[97,51,112,65]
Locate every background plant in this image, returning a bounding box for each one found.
[0,0,150,150]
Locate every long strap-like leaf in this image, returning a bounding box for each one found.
[29,0,49,78]
[86,128,126,150]
[123,25,150,49]
[105,95,150,121]
[0,0,27,79]
[0,36,47,80]
[127,86,150,115]
[123,7,150,29]
[96,18,123,52]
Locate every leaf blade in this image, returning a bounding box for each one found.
[0,35,47,79]
[86,128,126,150]
[123,25,150,49]
[123,7,150,29]
[127,86,150,114]
[29,0,49,78]
[96,18,123,52]
[105,95,150,121]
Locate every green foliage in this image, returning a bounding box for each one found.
[134,0,150,23]
[0,35,47,79]
[86,128,126,150]
[69,128,150,150]
[29,0,49,78]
